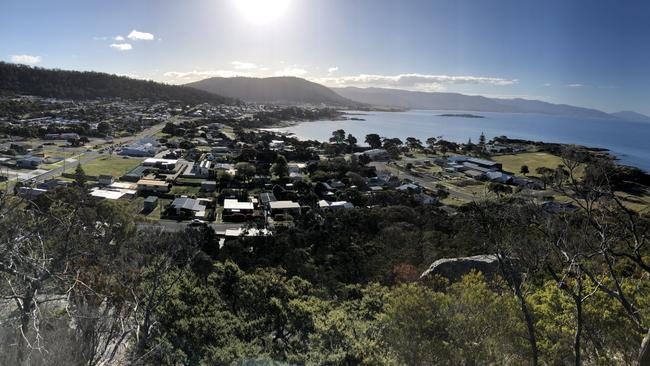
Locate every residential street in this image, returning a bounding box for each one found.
[137,220,246,234]
[30,121,168,184]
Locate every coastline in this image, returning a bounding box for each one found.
[261,110,649,172]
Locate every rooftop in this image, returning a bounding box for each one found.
[269,201,301,210]
[223,199,254,211]
[137,179,169,187]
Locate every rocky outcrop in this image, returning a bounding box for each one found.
[420,254,500,282]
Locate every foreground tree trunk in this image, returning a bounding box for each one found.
[574,293,582,366]
[640,331,650,366]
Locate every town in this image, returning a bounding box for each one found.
[4,94,646,244]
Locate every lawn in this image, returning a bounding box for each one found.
[492,152,568,177]
[170,185,202,196]
[80,157,144,177]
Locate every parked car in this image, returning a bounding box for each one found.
[189,219,206,227]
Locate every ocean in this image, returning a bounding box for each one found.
[268,110,650,172]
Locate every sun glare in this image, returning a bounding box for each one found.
[234,0,291,25]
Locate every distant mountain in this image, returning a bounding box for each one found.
[186,76,360,107]
[0,62,232,104]
[610,111,650,123]
[333,86,620,120]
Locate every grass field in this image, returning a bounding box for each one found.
[80,157,144,177]
[493,152,567,177]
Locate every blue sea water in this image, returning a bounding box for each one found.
[269,110,650,172]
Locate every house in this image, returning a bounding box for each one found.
[143,158,178,172]
[109,182,138,191]
[17,187,46,199]
[197,160,212,178]
[484,171,513,184]
[90,188,127,200]
[170,197,207,218]
[122,166,150,182]
[119,138,158,157]
[223,199,254,214]
[223,199,255,220]
[287,163,307,174]
[371,171,401,188]
[268,201,301,218]
[269,140,285,150]
[37,178,69,190]
[16,156,43,168]
[464,169,486,180]
[318,200,354,211]
[144,196,158,211]
[396,183,421,192]
[447,156,502,171]
[289,172,304,182]
[10,143,31,154]
[354,148,390,161]
[212,146,231,156]
[136,179,171,193]
[98,175,114,186]
[414,193,437,205]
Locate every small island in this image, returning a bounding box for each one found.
[438,113,485,118]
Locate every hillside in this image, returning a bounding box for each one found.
[611,111,650,123]
[186,76,360,107]
[333,86,619,119]
[0,62,233,104]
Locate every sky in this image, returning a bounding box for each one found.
[2,0,650,114]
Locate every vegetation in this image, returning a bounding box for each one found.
[493,152,568,176]
[81,157,144,177]
[0,135,649,365]
[0,62,233,103]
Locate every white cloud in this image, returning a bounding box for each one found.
[116,72,145,80]
[93,36,108,41]
[109,43,133,51]
[542,83,552,87]
[127,30,154,41]
[231,61,259,70]
[10,54,42,65]
[567,83,584,88]
[163,69,252,82]
[114,35,125,41]
[328,66,339,74]
[315,73,518,91]
[274,67,308,77]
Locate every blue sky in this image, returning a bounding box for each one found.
[2,0,650,114]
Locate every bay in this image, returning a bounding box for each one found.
[268,110,650,172]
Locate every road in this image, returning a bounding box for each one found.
[137,220,245,233]
[29,121,168,184]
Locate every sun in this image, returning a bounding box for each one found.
[234,0,292,25]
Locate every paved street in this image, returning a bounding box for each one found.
[30,121,167,183]
[137,220,246,233]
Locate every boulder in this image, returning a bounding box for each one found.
[420,254,500,282]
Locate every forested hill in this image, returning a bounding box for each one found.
[186,76,361,107]
[0,62,233,104]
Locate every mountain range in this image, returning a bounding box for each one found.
[1,62,648,122]
[186,76,360,107]
[333,86,648,121]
